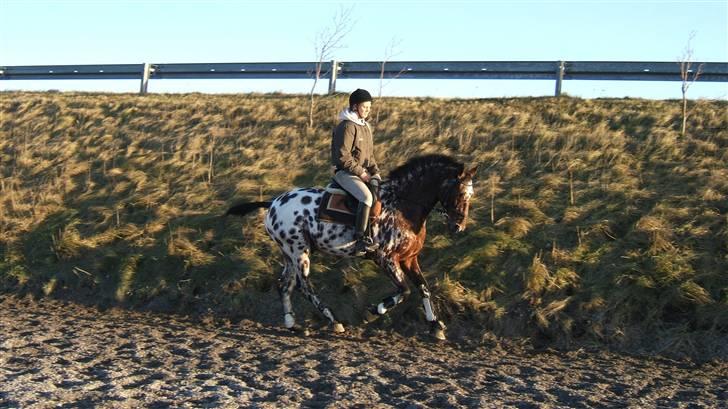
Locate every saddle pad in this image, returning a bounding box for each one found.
[317,191,356,225]
[317,192,383,225]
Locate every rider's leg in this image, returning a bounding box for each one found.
[333,171,376,255]
[354,201,376,255]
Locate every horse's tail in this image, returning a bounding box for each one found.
[225,201,272,217]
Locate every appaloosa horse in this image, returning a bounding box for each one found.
[226,154,477,340]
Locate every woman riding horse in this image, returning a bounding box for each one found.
[331,89,381,256]
[226,153,477,340]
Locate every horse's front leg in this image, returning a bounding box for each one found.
[402,256,446,340]
[365,257,410,322]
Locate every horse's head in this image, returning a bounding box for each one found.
[439,165,478,234]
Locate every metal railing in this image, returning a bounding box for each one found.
[1,60,726,96]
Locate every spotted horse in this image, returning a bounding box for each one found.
[226,154,477,340]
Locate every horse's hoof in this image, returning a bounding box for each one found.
[333,322,346,333]
[430,320,447,341]
[432,328,447,341]
[363,310,380,324]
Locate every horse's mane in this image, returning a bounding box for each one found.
[387,154,464,182]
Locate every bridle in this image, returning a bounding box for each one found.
[438,178,472,224]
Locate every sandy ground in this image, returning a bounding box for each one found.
[0,295,725,408]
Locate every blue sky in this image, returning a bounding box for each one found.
[1,0,726,99]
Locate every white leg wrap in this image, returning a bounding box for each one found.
[423,297,436,321]
[323,308,335,323]
[284,313,295,328]
[377,303,388,315]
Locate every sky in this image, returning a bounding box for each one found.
[1,0,727,99]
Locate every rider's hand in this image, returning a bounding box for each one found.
[360,172,371,183]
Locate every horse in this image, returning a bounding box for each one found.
[226,154,477,340]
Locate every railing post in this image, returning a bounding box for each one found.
[328,60,338,95]
[140,63,151,95]
[555,60,565,97]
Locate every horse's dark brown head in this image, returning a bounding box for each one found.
[439,165,478,234]
[386,154,478,234]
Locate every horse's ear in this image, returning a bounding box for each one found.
[463,165,479,179]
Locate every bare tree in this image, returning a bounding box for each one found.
[375,37,406,123]
[308,6,354,129]
[678,32,704,137]
[487,172,503,224]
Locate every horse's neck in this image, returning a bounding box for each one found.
[381,174,445,231]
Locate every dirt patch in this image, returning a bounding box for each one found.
[1,295,725,408]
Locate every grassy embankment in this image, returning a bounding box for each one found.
[1,91,726,357]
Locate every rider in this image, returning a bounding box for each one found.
[331,88,381,256]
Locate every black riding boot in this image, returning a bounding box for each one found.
[354,202,376,256]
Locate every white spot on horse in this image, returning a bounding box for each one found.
[464,180,474,199]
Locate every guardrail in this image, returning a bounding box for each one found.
[1,60,726,96]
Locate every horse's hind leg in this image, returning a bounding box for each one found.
[277,261,297,330]
[293,249,345,333]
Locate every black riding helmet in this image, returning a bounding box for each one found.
[349,88,373,109]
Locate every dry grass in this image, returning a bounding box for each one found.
[1,91,726,358]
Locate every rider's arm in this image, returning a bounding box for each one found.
[365,127,380,179]
[367,156,380,179]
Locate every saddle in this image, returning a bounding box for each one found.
[317,180,381,225]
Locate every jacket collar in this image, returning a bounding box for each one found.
[338,108,368,126]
